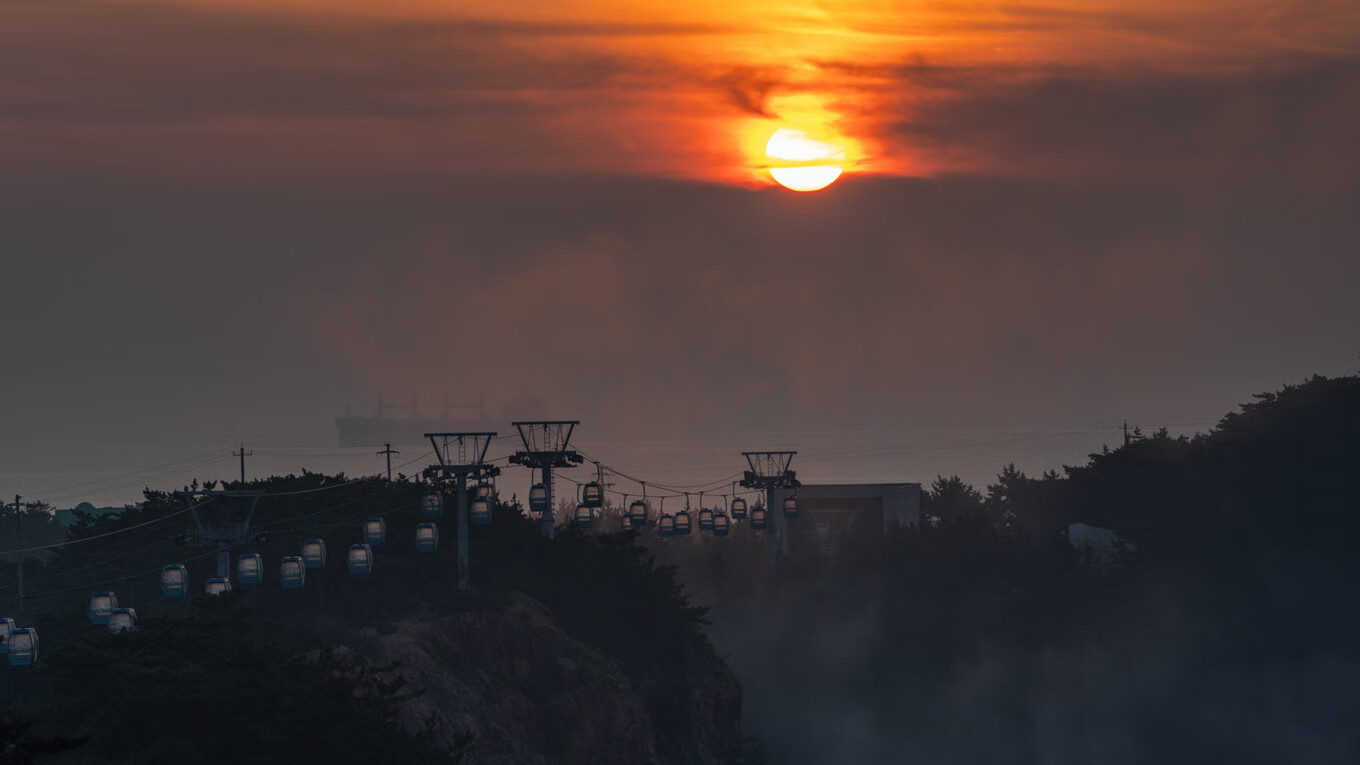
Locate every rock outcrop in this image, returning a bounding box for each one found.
[367,594,741,764]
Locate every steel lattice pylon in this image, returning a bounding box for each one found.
[423,432,500,590]
[509,421,583,540]
[176,490,265,580]
[740,451,800,563]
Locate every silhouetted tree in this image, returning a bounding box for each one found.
[923,475,986,525]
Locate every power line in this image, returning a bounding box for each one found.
[0,547,220,606]
[30,452,234,506]
[1,499,210,556]
[0,536,172,593]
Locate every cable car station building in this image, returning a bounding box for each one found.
[771,482,921,561]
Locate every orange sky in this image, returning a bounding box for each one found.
[4,0,1357,185]
[2,0,1359,501]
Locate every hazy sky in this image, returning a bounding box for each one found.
[2,0,1358,506]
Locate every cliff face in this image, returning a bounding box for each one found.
[367,594,742,765]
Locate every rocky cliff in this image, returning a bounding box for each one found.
[366,594,742,765]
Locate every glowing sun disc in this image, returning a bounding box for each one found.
[765,128,846,192]
[769,166,844,192]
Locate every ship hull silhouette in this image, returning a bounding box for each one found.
[335,394,544,447]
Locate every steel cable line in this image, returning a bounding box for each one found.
[233,449,434,497]
[253,481,414,533]
[7,489,421,599]
[548,462,754,503]
[1,498,214,556]
[261,496,419,539]
[23,448,226,494]
[571,443,744,492]
[1,449,432,557]
[0,536,173,593]
[31,452,236,506]
[4,491,420,604]
[552,472,748,502]
[0,547,220,605]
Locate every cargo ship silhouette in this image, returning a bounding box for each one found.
[335,393,546,447]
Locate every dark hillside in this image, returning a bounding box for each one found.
[0,476,741,765]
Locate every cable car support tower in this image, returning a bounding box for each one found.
[176,489,266,580]
[423,432,499,591]
[740,451,800,564]
[509,421,583,540]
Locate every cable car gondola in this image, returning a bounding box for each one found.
[697,507,715,532]
[88,591,118,625]
[674,510,692,536]
[109,608,137,634]
[301,538,327,569]
[238,553,263,585]
[750,507,768,530]
[783,495,798,518]
[280,555,306,589]
[363,517,387,546]
[421,490,444,520]
[582,482,604,509]
[629,499,648,526]
[470,497,492,527]
[574,503,593,529]
[529,484,548,513]
[713,512,731,537]
[0,617,16,654]
[658,515,676,538]
[204,577,232,596]
[731,497,748,520]
[160,564,189,597]
[415,522,439,552]
[347,544,374,575]
[7,628,38,666]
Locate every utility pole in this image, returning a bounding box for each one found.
[8,495,23,614]
[740,452,800,566]
[377,443,399,481]
[232,444,252,484]
[509,421,583,540]
[423,432,499,590]
[1121,422,1145,448]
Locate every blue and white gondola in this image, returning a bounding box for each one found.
[280,555,306,588]
[347,544,374,575]
[160,564,189,597]
[238,553,263,585]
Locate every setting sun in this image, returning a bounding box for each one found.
[765,128,846,191]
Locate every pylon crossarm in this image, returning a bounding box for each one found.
[426,432,497,468]
[176,490,265,545]
[739,452,800,490]
[512,421,579,454]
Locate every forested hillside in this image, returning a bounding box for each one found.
[0,478,740,765]
[700,374,1360,765]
